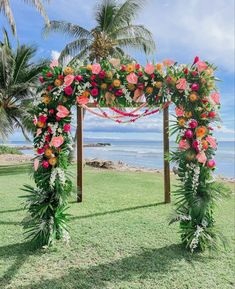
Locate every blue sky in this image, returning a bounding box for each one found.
[1,0,234,142]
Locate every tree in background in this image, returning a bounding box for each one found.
[0,29,48,140]
[0,0,50,35]
[44,0,156,64]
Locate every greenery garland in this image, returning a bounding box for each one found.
[24,56,224,252]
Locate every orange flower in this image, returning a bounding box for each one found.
[189,92,198,102]
[82,90,90,97]
[45,148,53,158]
[37,121,45,128]
[201,140,209,150]
[146,86,153,94]
[155,81,162,88]
[178,118,186,126]
[101,83,107,90]
[48,157,57,166]
[196,126,207,138]
[54,79,63,87]
[113,79,121,87]
[42,95,51,105]
[106,71,113,79]
[185,111,192,118]
[63,66,74,75]
[156,63,163,71]
[86,64,92,71]
[126,64,135,73]
[127,83,135,91]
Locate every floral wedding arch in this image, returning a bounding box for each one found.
[25,56,222,252]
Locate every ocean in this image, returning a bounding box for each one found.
[5,138,235,178]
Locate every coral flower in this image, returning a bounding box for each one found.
[92,63,102,74]
[77,95,89,105]
[175,107,184,117]
[210,92,220,105]
[144,63,155,75]
[126,64,135,73]
[64,86,73,96]
[206,135,217,149]
[64,74,75,86]
[163,59,175,67]
[176,78,187,91]
[196,126,207,138]
[126,72,138,84]
[196,151,207,164]
[56,105,70,118]
[196,61,208,72]
[51,135,64,148]
[179,139,190,150]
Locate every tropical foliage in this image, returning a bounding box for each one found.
[44,0,155,64]
[0,30,48,140]
[25,56,225,252]
[0,0,50,35]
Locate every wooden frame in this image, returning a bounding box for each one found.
[76,104,171,204]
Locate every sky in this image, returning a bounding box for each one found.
[0,0,234,142]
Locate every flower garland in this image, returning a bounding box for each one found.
[25,56,224,252]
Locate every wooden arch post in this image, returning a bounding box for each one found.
[76,104,171,204]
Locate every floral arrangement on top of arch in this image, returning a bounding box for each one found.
[24,56,225,252]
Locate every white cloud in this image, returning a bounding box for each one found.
[51,50,60,60]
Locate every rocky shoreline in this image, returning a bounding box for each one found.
[0,153,234,183]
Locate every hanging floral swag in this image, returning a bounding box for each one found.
[23,56,229,252]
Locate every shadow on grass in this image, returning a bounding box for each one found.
[18,244,203,289]
[0,242,37,288]
[70,202,165,221]
[0,208,25,214]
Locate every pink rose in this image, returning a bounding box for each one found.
[179,139,190,150]
[196,151,207,164]
[50,59,59,69]
[163,59,175,67]
[189,120,198,129]
[126,72,138,84]
[144,63,155,75]
[176,78,187,90]
[56,105,70,118]
[51,135,64,148]
[91,88,99,97]
[196,61,208,72]
[210,92,220,105]
[205,135,217,149]
[42,160,49,169]
[34,159,39,171]
[63,124,71,133]
[64,86,73,96]
[207,159,216,168]
[77,95,89,105]
[175,107,184,117]
[191,83,199,91]
[92,63,102,74]
[64,74,75,86]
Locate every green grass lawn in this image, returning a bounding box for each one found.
[0,165,234,289]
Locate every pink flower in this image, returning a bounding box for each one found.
[33,115,38,125]
[175,107,184,117]
[185,129,193,139]
[63,124,71,133]
[37,148,44,154]
[42,160,49,169]
[45,135,51,142]
[49,109,54,114]
[163,59,175,67]
[50,59,59,69]
[39,76,44,83]
[75,75,83,82]
[56,105,70,118]
[144,63,155,75]
[176,78,187,90]
[207,159,216,168]
[138,71,143,77]
[210,92,220,104]
[36,129,42,137]
[38,115,47,123]
[135,63,141,70]
[64,86,73,96]
[64,74,75,86]
[196,151,207,164]
[193,56,200,65]
[34,159,39,171]
[126,72,138,84]
[189,120,198,129]
[115,89,123,96]
[92,63,102,74]
[205,135,217,149]
[196,61,208,72]
[179,139,190,150]
[51,135,64,148]
[91,88,99,97]
[191,83,199,91]
[77,95,89,105]
[208,111,216,118]
[109,58,120,67]
[192,140,200,152]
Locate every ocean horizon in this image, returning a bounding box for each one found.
[3,138,235,178]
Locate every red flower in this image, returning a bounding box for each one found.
[91,81,98,87]
[189,120,198,129]
[99,70,106,79]
[191,83,199,91]
[38,115,47,123]
[150,73,155,79]
[201,113,207,119]
[47,85,53,91]
[75,75,83,81]
[45,135,51,142]
[90,75,96,81]
[47,127,52,134]
[191,71,198,77]
[37,148,44,154]
[64,86,73,96]
[63,124,71,132]
[184,129,193,139]
[58,75,64,80]
[56,116,61,121]
[183,68,188,75]
[135,64,141,70]
[208,111,216,118]
[193,56,199,65]
[49,109,54,114]
[39,76,44,83]
[138,71,143,77]
[137,83,144,90]
[42,160,49,168]
[121,65,126,71]
[115,89,123,96]
[91,88,99,97]
[46,72,53,77]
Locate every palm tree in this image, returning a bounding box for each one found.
[0,0,50,35]
[0,29,48,140]
[44,0,156,63]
